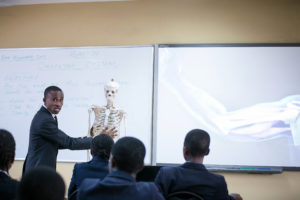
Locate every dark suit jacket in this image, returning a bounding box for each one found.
[68,156,109,198]
[0,171,19,200]
[155,162,234,200]
[77,170,165,200]
[23,106,92,173]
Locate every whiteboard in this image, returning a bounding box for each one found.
[156,45,300,167]
[0,46,154,163]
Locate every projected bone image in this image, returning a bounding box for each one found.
[162,70,300,144]
[156,46,300,166]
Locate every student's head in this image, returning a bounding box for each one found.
[43,86,64,114]
[0,129,15,171]
[183,129,210,161]
[110,136,145,175]
[18,167,65,200]
[91,134,114,159]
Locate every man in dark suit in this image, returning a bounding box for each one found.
[78,136,165,200]
[68,133,114,199]
[155,129,243,200]
[23,86,116,174]
[0,129,19,200]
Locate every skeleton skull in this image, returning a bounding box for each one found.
[104,79,119,103]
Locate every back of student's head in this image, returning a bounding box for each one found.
[111,136,145,174]
[0,129,15,171]
[184,129,210,157]
[18,167,65,200]
[91,134,114,159]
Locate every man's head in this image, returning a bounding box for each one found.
[110,136,145,175]
[104,79,119,103]
[43,86,64,114]
[183,129,210,161]
[91,134,114,159]
[18,167,65,200]
[0,129,15,171]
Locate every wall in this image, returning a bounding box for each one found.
[1,0,300,199]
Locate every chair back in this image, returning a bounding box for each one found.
[167,191,204,200]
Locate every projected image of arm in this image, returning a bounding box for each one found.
[159,52,300,146]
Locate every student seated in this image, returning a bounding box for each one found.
[155,129,243,200]
[78,136,165,200]
[17,166,65,200]
[0,129,19,200]
[68,134,114,199]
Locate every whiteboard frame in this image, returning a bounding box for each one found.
[0,45,155,163]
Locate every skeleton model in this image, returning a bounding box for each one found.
[88,79,126,140]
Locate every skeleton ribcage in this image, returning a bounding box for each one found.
[91,106,122,138]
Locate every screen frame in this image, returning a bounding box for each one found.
[153,43,300,172]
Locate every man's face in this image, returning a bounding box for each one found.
[43,90,64,114]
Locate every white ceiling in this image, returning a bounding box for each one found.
[0,0,128,7]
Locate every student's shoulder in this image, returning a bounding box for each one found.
[73,161,92,172]
[159,165,185,175]
[159,165,179,172]
[10,177,19,184]
[206,170,227,184]
[136,182,165,199]
[0,174,19,184]
[77,178,102,198]
[80,178,101,189]
[207,170,225,178]
[0,175,19,190]
[136,181,160,191]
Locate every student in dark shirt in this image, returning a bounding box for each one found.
[0,129,19,200]
[155,129,243,200]
[68,134,114,199]
[17,166,65,200]
[78,136,165,200]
